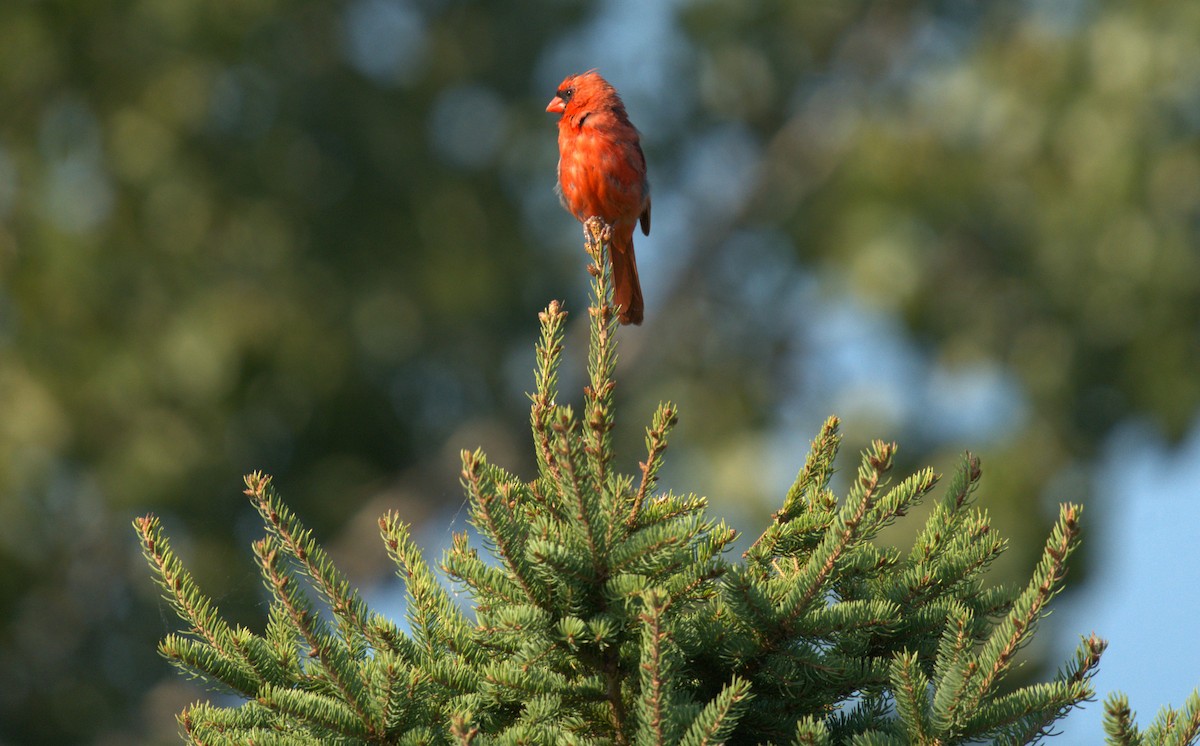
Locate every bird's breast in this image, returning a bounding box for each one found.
[557,125,646,227]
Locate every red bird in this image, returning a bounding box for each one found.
[547,71,650,325]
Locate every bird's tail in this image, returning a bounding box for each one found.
[610,230,644,325]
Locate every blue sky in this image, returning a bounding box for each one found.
[1055,419,1200,739]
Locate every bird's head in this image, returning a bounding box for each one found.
[545,70,617,120]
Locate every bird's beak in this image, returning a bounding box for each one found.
[546,96,566,114]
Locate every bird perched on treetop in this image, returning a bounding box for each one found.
[546,70,650,325]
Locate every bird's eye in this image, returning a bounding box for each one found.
[560,87,575,103]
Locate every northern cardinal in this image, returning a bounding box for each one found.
[547,71,650,325]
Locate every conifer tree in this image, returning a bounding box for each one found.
[136,218,1200,745]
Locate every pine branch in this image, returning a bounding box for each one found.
[779,415,843,522]
[791,715,832,746]
[773,441,899,636]
[678,676,752,746]
[253,536,382,739]
[896,454,1010,621]
[258,683,372,739]
[179,701,308,746]
[379,511,470,663]
[135,515,284,700]
[965,504,1083,714]
[744,415,842,572]
[1104,694,1143,745]
[548,404,608,569]
[459,449,548,608]
[989,633,1106,745]
[1142,690,1200,746]
[630,402,678,528]
[134,516,251,676]
[889,651,933,744]
[634,589,672,746]
[582,217,619,514]
[244,472,390,658]
[531,299,569,496]
[450,714,480,745]
[968,678,1090,744]
[443,528,527,612]
[930,604,977,737]
[158,634,263,696]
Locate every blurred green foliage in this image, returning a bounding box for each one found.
[0,0,586,741]
[669,0,1200,573]
[0,0,1195,742]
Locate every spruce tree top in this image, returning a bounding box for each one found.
[135,218,1200,745]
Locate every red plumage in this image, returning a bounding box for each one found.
[547,71,650,325]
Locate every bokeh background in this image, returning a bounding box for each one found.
[2,0,1198,742]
